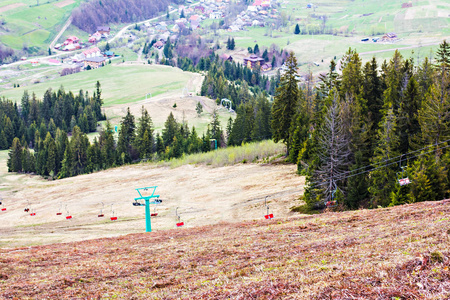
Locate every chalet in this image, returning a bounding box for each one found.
[220,54,233,62]
[83,57,106,69]
[153,40,164,49]
[82,47,101,59]
[104,51,115,58]
[88,32,102,43]
[243,54,265,69]
[261,63,271,72]
[64,36,79,46]
[64,43,81,51]
[96,26,110,35]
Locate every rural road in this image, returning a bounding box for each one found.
[49,16,72,49]
[108,1,200,44]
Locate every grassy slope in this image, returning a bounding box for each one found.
[0,200,449,298]
[218,0,450,72]
[0,64,194,106]
[0,0,83,51]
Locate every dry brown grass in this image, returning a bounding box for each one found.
[53,0,75,8]
[0,3,25,14]
[1,200,449,299]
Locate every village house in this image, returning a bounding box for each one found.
[261,63,272,72]
[82,47,102,59]
[64,36,79,46]
[88,32,102,44]
[83,57,106,69]
[244,54,265,69]
[96,26,110,35]
[221,54,233,62]
[153,40,164,49]
[104,51,115,58]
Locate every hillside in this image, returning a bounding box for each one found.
[0,200,449,298]
[0,0,82,52]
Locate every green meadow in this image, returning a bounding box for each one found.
[0,0,82,51]
[0,64,194,107]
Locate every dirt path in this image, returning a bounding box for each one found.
[49,16,72,49]
[0,161,304,248]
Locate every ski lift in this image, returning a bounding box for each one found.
[176,207,184,227]
[151,203,158,217]
[98,202,105,217]
[56,202,63,215]
[65,205,72,220]
[264,196,274,219]
[326,189,338,208]
[1,202,6,211]
[110,204,117,221]
[24,200,30,212]
[396,155,410,186]
[30,209,36,216]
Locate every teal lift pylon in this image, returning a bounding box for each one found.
[135,186,161,232]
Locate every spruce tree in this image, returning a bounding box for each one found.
[435,39,450,71]
[294,24,300,34]
[162,112,178,148]
[271,52,299,156]
[369,109,399,207]
[310,91,351,203]
[7,138,22,172]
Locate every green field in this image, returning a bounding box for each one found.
[211,0,449,75]
[0,0,82,51]
[0,64,194,106]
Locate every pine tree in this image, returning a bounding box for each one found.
[162,112,178,148]
[310,91,351,203]
[418,77,450,149]
[135,106,154,158]
[271,52,299,156]
[230,38,235,50]
[253,44,259,55]
[70,126,89,175]
[196,101,203,117]
[294,24,300,34]
[227,37,231,50]
[435,39,450,71]
[59,140,72,179]
[180,9,185,18]
[100,121,115,168]
[7,138,22,172]
[209,109,223,146]
[369,109,399,207]
[345,150,369,208]
[44,132,57,177]
[155,133,165,156]
[397,76,421,154]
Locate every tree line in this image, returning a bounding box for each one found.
[273,40,450,210]
[1,82,105,151]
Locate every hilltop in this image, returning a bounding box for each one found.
[0,200,449,298]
